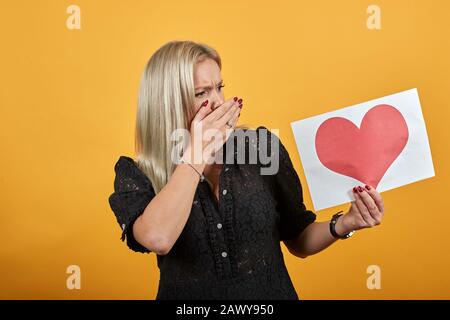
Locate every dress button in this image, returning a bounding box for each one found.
[217,223,222,229]
[221,251,228,258]
[225,167,229,172]
[222,189,227,195]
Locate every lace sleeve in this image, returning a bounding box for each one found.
[108,156,155,253]
[257,126,317,241]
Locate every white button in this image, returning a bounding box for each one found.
[121,223,126,230]
[221,251,228,258]
[222,189,227,195]
[225,167,229,172]
[217,223,222,229]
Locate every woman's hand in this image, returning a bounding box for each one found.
[182,97,242,166]
[339,184,385,234]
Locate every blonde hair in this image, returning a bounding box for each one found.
[135,40,251,193]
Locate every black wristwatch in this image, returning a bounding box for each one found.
[329,211,355,239]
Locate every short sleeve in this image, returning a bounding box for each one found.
[108,156,156,253]
[256,126,317,241]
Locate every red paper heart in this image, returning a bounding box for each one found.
[315,104,409,189]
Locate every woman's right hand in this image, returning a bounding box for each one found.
[183,97,243,167]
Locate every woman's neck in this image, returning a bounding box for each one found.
[203,163,222,176]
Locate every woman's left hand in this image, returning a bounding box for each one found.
[340,184,385,233]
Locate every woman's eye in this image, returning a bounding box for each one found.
[195,85,225,98]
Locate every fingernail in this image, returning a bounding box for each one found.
[353,187,357,193]
[357,186,363,192]
[202,100,209,107]
[239,103,243,109]
[238,98,242,104]
[233,97,238,102]
[365,185,371,190]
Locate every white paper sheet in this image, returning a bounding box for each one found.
[290,88,435,211]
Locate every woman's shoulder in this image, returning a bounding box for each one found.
[234,125,283,154]
[233,125,277,141]
[113,155,141,173]
[235,125,270,134]
[112,155,151,189]
[115,155,137,166]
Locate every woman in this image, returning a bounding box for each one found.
[108,40,385,300]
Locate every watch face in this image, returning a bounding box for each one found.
[346,231,355,238]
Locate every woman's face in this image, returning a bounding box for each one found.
[193,58,225,115]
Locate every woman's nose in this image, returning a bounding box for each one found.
[210,90,224,110]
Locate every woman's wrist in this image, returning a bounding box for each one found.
[180,144,206,173]
[335,212,354,236]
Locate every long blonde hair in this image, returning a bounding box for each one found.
[135,40,251,193]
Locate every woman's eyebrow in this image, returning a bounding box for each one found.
[195,79,223,91]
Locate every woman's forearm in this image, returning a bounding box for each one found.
[285,185,386,258]
[133,150,206,255]
[284,215,351,258]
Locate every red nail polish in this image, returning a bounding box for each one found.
[239,104,243,109]
[238,98,242,104]
[233,97,238,102]
[353,187,357,193]
[365,185,371,190]
[202,100,209,107]
[357,186,363,192]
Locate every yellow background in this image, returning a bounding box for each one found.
[1,0,449,299]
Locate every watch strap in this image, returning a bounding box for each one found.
[329,211,354,239]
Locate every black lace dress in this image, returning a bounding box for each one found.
[108,126,317,299]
